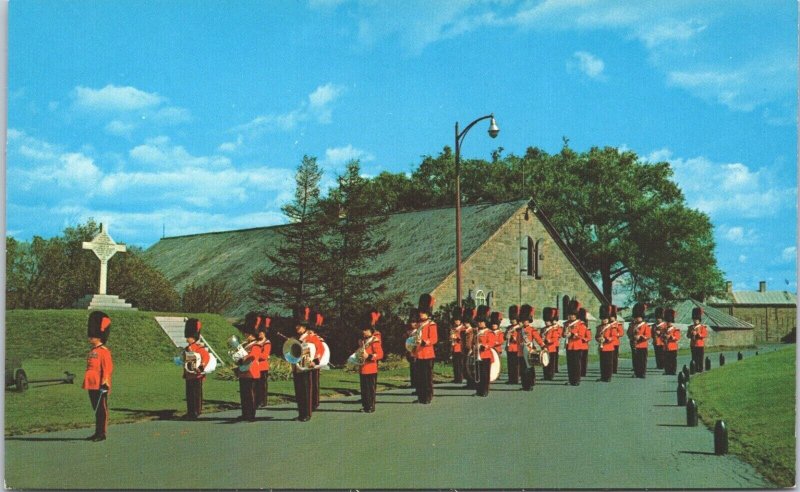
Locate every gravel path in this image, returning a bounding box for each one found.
[5,349,774,489]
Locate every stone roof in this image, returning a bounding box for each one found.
[708,290,797,306]
[625,298,754,330]
[146,199,578,315]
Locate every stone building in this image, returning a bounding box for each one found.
[143,199,606,319]
[708,281,797,342]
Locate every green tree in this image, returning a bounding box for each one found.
[252,155,327,313]
[108,248,181,311]
[180,279,234,314]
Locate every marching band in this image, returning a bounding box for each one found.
[81,296,718,436]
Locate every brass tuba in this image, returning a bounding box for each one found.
[283,337,316,371]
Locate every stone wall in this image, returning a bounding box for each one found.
[711,305,796,342]
[432,207,603,319]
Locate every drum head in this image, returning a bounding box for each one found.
[490,349,501,382]
[405,336,416,354]
[203,354,217,373]
[319,342,331,366]
[540,351,550,367]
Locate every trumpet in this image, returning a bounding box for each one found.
[227,335,253,372]
[348,335,375,368]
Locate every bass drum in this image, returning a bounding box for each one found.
[489,349,501,382]
[203,353,218,374]
[318,342,331,369]
[405,336,417,354]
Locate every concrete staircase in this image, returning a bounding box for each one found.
[74,294,136,311]
[154,316,225,365]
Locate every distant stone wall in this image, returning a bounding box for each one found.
[707,328,754,347]
[432,208,603,318]
[710,305,796,342]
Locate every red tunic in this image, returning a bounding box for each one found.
[478,329,494,360]
[305,331,325,363]
[491,329,504,355]
[415,320,438,360]
[258,340,272,372]
[183,341,210,380]
[565,320,589,351]
[632,322,652,349]
[612,321,623,347]
[541,325,562,353]
[451,325,465,354]
[664,325,681,351]
[239,343,262,379]
[596,323,616,352]
[653,322,667,347]
[505,324,520,353]
[689,324,708,348]
[517,325,544,355]
[83,345,113,392]
[359,336,384,375]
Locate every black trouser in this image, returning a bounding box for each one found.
[452,352,465,383]
[293,370,312,420]
[311,368,320,410]
[691,347,705,373]
[633,348,648,378]
[507,352,520,383]
[477,359,491,396]
[612,346,619,373]
[185,378,203,417]
[464,356,477,389]
[654,345,664,369]
[630,343,636,371]
[88,389,108,437]
[408,356,416,390]
[415,359,434,403]
[238,378,257,420]
[555,349,560,372]
[599,351,613,381]
[567,349,582,385]
[543,352,557,380]
[663,350,678,375]
[255,371,269,408]
[581,349,588,377]
[360,373,377,411]
[520,358,536,390]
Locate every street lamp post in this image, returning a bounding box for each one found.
[454,113,499,308]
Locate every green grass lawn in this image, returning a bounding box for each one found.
[4,358,452,436]
[690,345,795,487]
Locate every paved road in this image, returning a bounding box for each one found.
[5,349,773,489]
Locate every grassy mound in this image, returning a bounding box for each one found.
[6,309,238,362]
[690,345,795,487]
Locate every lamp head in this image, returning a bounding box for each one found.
[488,116,499,138]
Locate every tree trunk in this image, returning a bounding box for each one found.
[600,261,613,303]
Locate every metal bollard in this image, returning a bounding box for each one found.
[677,382,687,406]
[689,359,696,374]
[678,371,685,386]
[714,420,728,455]
[686,399,698,426]
[705,356,711,371]
[737,352,743,361]
[719,353,725,366]
[682,365,689,377]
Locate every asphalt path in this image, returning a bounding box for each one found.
[5,349,773,489]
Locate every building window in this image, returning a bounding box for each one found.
[562,295,571,320]
[527,237,535,276]
[476,290,487,307]
[519,236,529,276]
[534,239,544,279]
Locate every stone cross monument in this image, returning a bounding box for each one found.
[82,224,127,295]
[74,224,136,310]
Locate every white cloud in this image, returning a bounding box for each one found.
[129,136,231,168]
[151,106,192,125]
[218,134,244,153]
[322,144,375,168]
[719,225,759,245]
[105,120,136,137]
[738,254,747,263]
[570,51,606,80]
[645,148,797,219]
[781,246,796,263]
[636,18,707,48]
[72,84,164,111]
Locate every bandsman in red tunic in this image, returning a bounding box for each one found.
[610,305,623,374]
[595,305,616,382]
[489,312,504,367]
[83,311,113,441]
[291,307,321,422]
[517,304,545,390]
[688,307,709,372]
[450,306,466,384]
[235,312,262,422]
[652,307,667,370]
[461,307,478,390]
[662,308,681,375]
[413,294,438,404]
[504,305,521,384]
[255,313,272,408]
[405,308,419,392]
[474,310,494,397]
[564,300,590,386]
[182,318,210,420]
[541,307,562,381]
[578,308,591,377]
[631,303,652,378]
[357,310,384,413]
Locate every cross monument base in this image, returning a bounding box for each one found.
[74,294,137,311]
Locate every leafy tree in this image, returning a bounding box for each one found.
[180,279,234,314]
[108,248,181,311]
[252,155,327,313]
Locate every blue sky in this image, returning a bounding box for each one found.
[7,0,798,293]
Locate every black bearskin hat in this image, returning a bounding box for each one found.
[184,318,202,339]
[490,311,503,327]
[363,309,381,331]
[418,294,435,316]
[578,308,588,323]
[632,303,647,319]
[258,312,272,333]
[463,307,477,325]
[519,304,534,322]
[508,305,520,321]
[542,307,555,322]
[599,304,611,320]
[692,307,703,321]
[567,300,581,317]
[610,305,618,318]
[408,308,419,324]
[451,306,464,322]
[475,305,491,324]
[293,306,312,328]
[654,307,664,320]
[664,308,676,323]
[87,311,111,343]
[241,311,261,336]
